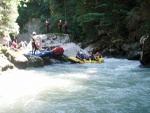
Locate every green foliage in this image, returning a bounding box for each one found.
[82,13,102,22]
[17,0,51,32]
[0,0,19,37]
[1,0,148,44]
[142,23,150,33]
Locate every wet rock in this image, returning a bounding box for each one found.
[27,55,44,67]
[5,50,28,69]
[0,54,14,72]
[122,42,141,60]
[49,58,61,64]
[140,34,150,67]
[127,51,141,60]
[102,49,121,58]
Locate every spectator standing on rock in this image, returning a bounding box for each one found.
[13,36,17,43]
[32,31,36,36]
[46,20,50,33]
[30,37,37,55]
[63,21,68,34]
[58,20,63,33]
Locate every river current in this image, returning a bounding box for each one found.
[0,58,150,113]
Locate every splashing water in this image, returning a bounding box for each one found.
[0,58,150,113]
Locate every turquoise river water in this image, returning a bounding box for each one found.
[0,58,150,113]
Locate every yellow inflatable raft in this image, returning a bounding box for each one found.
[68,56,104,64]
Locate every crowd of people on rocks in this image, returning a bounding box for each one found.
[1,32,39,55]
[2,36,28,51]
[46,20,68,34]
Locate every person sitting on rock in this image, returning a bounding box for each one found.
[12,41,17,48]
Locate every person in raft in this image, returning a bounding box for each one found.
[76,51,84,61]
[95,52,101,61]
[89,51,96,60]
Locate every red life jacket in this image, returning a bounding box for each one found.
[46,22,50,27]
[64,23,68,27]
[35,42,39,49]
[58,22,62,27]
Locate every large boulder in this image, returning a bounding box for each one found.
[127,51,141,60]
[122,42,141,60]
[140,34,150,67]
[5,50,28,69]
[27,55,44,67]
[61,43,81,57]
[0,54,14,72]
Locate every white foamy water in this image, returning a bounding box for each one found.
[0,58,150,113]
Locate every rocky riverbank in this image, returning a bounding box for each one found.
[81,32,150,67]
[1,32,150,72]
[0,33,82,72]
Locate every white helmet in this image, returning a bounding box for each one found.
[32,31,36,35]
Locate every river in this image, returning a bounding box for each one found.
[0,58,150,113]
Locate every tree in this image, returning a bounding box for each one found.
[0,0,19,37]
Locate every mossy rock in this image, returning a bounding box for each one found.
[1,47,8,54]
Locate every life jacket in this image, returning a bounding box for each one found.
[96,55,99,60]
[76,53,81,58]
[46,22,50,27]
[35,42,39,49]
[58,22,62,27]
[81,54,84,59]
[64,23,68,27]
